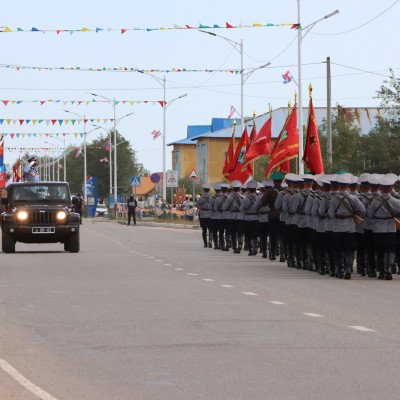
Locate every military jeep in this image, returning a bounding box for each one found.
[1,182,81,253]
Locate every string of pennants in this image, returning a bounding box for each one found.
[1,132,86,139]
[0,23,300,34]
[6,147,65,153]
[0,64,243,74]
[0,118,113,125]
[0,99,166,106]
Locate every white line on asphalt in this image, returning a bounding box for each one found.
[147,256,155,259]
[186,273,199,276]
[155,260,163,262]
[304,313,324,318]
[242,292,258,296]
[174,268,184,271]
[269,301,286,305]
[202,278,215,282]
[220,285,234,288]
[349,325,375,332]
[163,263,172,266]
[0,358,58,400]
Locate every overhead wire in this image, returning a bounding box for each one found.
[311,0,400,36]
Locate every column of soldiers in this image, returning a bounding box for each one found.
[195,172,400,281]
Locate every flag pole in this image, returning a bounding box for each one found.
[252,110,256,176]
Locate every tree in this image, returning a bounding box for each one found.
[65,131,148,201]
[319,105,365,174]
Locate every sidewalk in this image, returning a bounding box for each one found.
[117,219,201,230]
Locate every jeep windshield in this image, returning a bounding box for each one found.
[11,184,70,204]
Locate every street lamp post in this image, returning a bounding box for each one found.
[296,3,339,174]
[199,30,270,137]
[136,73,187,202]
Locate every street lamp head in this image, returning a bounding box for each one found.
[259,62,271,69]
[199,29,217,37]
[325,10,339,19]
[178,94,188,99]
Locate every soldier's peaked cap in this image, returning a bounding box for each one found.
[231,180,242,189]
[247,180,258,189]
[202,183,211,190]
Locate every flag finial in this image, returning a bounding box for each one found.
[294,90,297,105]
[253,110,256,119]
[233,119,236,127]
[245,117,248,125]
[309,83,313,97]
[269,103,272,114]
[288,100,291,109]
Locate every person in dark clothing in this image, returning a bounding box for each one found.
[127,195,138,226]
[75,193,84,224]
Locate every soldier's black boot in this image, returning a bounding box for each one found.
[202,232,208,248]
[208,241,212,248]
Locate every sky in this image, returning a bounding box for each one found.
[1,0,399,174]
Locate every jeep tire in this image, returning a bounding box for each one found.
[66,232,79,253]
[2,230,16,253]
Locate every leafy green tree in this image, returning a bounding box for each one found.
[64,131,148,200]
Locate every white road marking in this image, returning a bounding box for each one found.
[174,268,184,271]
[163,263,172,266]
[202,278,214,282]
[220,284,234,288]
[186,273,199,276]
[242,292,258,296]
[349,325,375,332]
[147,256,155,259]
[304,313,324,318]
[269,301,286,305]
[155,259,163,262]
[0,358,59,400]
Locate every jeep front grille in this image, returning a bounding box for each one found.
[29,211,56,225]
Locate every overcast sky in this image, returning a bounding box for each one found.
[1,0,399,173]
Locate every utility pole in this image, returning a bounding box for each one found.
[326,56,333,171]
[113,99,117,205]
[240,39,244,136]
[297,0,304,174]
[162,76,166,203]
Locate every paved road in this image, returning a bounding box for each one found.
[1,220,400,400]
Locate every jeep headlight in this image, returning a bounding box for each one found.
[16,211,28,221]
[56,211,67,221]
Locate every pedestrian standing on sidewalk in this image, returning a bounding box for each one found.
[127,194,138,226]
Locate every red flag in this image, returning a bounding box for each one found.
[265,106,298,177]
[226,127,253,183]
[302,95,324,174]
[222,124,236,176]
[243,115,272,168]
[278,160,291,174]
[13,160,21,182]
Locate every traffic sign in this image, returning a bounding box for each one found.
[188,169,200,181]
[130,176,141,187]
[150,173,161,184]
[166,170,178,188]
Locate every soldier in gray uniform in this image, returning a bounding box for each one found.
[367,175,400,280]
[211,183,222,249]
[213,183,229,251]
[222,180,243,253]
[283,174,300,268]
[364,174,381,277]
[259,180,273,258]
[354,173,371,276]
[23,156,40,182]
[195,183,213,248]
[240,180,261,256]
[290,175,312,270]
[328,174,366,279]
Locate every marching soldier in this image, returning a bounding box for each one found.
[367,175,400,280]
[240,180,260,256]
[195,183,213,248]
[260,171,284,260]
[213,183,229,250]
[259,180,273,258]
[328,174,366,279]
[211,183,222,249]
[222,180,244,253]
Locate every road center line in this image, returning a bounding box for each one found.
[155,260,163,262]
[269,301,286,305]
[202,278,214,282]
[242,292,258,296]
[0,358,59,400]
[186,273,199,276]
[349,325,375,332]
[163,263,172,266]
[304,313,324,318]
[220,284,234,288]
[174,268,184,271]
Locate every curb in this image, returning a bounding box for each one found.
[117,220,201,230]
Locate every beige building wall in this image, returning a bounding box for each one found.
[172,144,197,179]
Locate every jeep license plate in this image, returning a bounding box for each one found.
[32,227,55,234]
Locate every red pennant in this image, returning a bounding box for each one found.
[2,100,9,106]
[10,133,15,139]
[19,119,24,125]
[84,119,88,124]
[51,120,57,125]
[158,101,166,107]
[121,28,127,34]
[40,100,46,105]
[226,22,236,28]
